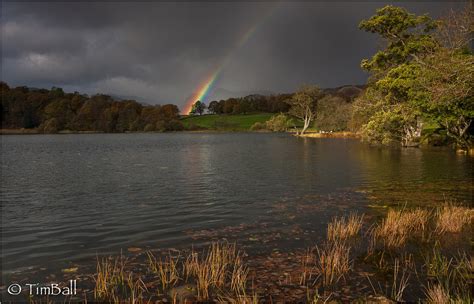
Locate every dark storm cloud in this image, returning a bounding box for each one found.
[1,1,467,108]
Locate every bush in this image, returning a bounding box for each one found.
[41,118,59,134]
[314,96,352,132]
[250,122,266,131]
[144,123,155,132]
[265,113,290,132]
[166,119,184,131]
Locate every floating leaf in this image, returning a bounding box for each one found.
[61,267,78,273]
[127,247,142,252]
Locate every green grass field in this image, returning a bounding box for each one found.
[181,113,275,131]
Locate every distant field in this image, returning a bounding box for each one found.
[181,113,275,131]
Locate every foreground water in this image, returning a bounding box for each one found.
[1,133,472,278]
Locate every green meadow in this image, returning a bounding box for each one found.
[180,113,275,131]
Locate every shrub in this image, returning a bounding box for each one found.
[250,122,266,131]
[144,123,155,132]
[265,113,290,132]
[314,95,352,132]
[41,118,59,133]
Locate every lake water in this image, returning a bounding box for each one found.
[1,133,472,277]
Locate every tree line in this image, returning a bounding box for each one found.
[190,93,293,115]
[0,83,183,133]
[351,5,473,149]
[250,5,473,150]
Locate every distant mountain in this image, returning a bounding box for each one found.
[212,87,276,101]
[213,85,365,102]
[107,93,145,102]
[323,84,366,101]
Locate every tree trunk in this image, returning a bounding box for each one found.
[402,119,423,147]
[300,117,310,135]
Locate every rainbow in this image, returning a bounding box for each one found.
[182,5,279,114]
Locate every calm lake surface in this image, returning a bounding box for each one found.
[1,133,472,276]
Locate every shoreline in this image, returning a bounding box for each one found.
[296,131,360,138]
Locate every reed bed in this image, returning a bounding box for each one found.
[315,241,351,286]
[146,252,180,293]
[327,213,364,241]
[94,253,147,303]
[371,208,430,248]
[436,205,473,233]
[88,204,472,303]
[183,242,247,300]
[425,284,450,304]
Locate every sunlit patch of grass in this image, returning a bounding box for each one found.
[218,287,259,304]
[425,284,450,304]
[94,253,147,303]
[327,213,364,242]
[183,242,248,301]
[371,208,430,248]
[435,205,473,233]
[315,241,351,286]
[146,251,180,293]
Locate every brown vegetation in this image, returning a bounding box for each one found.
[87,203,472,303]
[327,212,364,241]
[435,205,473,233]
[371,208,430,248]
[315,241,351,286]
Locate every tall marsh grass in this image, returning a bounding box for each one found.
[146,252,180,293]
[315,241,351,286]
[94,253,147,303]
[436,205,473,233]
[327,213,364,241]
[183,242,247,300]
[371,208,430,248]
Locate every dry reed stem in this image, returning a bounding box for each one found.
[436,205,473,233]
[146,251,180,292]
[327,213,364,241]
[391,259,410,302]
[94,254,148,303]
[425,284,450,304]
[300,248,316,286]
[372,208,430,248]
[315,241,351,286]
[182,242,247,300]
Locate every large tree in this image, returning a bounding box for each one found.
[286,85,324,135]
[354,6,439,146]
[190,100,206,115]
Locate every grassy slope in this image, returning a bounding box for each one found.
[181,113,274,131]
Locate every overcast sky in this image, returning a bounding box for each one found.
[1,1,467,110]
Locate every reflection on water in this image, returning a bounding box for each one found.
[1,133,472,275]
